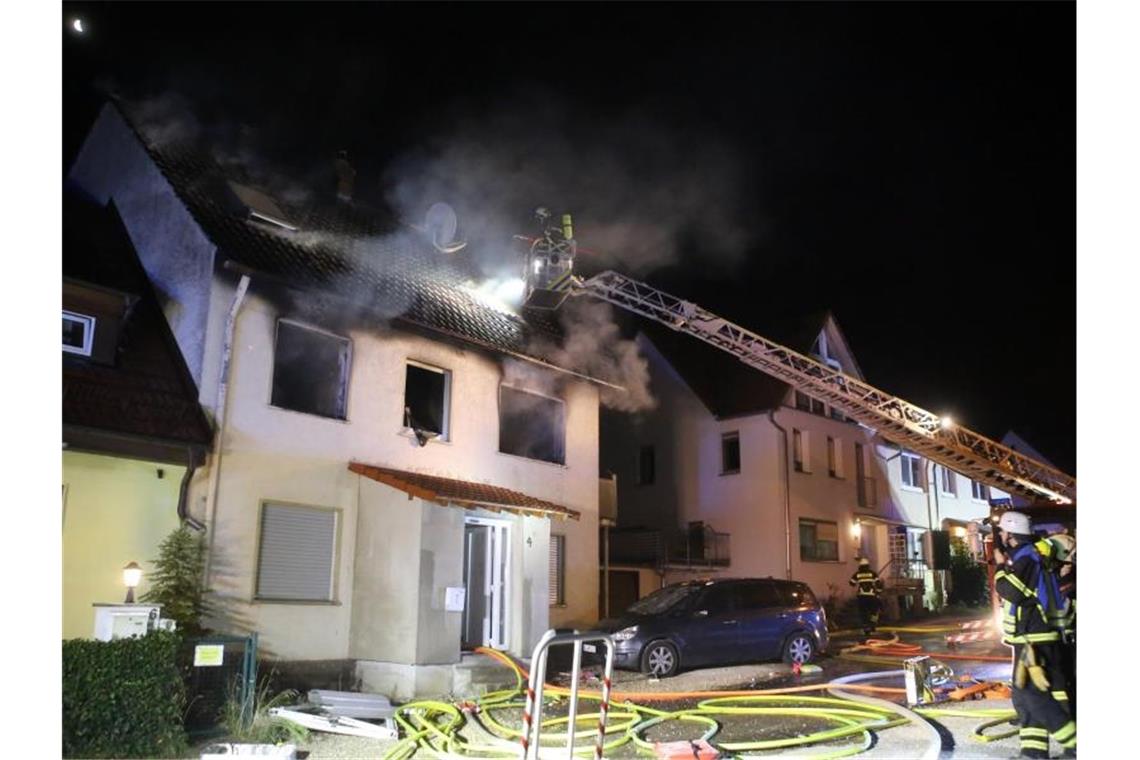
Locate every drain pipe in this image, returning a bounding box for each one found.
[767,410,793,580]
[203,274,251,585]
[178,446,206,531]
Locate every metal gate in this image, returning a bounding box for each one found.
[181,632,258,738]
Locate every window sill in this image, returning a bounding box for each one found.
[496,450,568,469]
[720,470,740,476]
[268,403,350,424]
[253,598,342,606]
[939,491,957,499]
[899,484,925,493]
[398,428,451,445]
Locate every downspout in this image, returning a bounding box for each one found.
[178,446,205,531]
[767,410,793,580]
[203,274,251,586]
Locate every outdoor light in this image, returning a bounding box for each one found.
[940,416,954,430]
[122,561,142,604]
[851,519,862,540]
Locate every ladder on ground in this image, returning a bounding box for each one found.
[571,271,1075,505]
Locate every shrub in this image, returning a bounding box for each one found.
[63,631,188,758]
[220,674,309,745]
[947,538,990,607]
[141,525,209,636]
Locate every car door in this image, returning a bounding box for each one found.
[677,583,742,667]
[734,580,788,661]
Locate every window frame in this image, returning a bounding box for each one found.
[939,466,958,497]
[62,310,96,356]
[793,428,809,473]
[253,500,341,604]
[971,480,989,502]
[403,359,452,442]
[638,445,656,486]
[270,318,353,421]
[498,384,567,466]
[721,431,741,475]
[799,517,840,563]
[899,452,923,490]
[549,533,566,607]
[827,436,843,478]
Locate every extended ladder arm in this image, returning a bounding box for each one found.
[573,270,1075,504]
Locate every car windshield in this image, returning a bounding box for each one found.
[625,584,701,615]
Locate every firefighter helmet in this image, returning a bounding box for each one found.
[1046,533,1076,563]
[997,510,1032,536]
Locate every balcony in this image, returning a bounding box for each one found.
[606,522,731,569]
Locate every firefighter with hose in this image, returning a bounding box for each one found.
[993,511,1076,758]
[849,557,884,637]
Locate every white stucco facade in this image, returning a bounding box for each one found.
[67,106,603,685]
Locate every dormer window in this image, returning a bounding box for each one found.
[227,181,297,231]
[62,311,96,356]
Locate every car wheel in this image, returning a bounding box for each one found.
[783,632,815,665]
[641,640,679,678]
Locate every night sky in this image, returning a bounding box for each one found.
[62,2,1075,473]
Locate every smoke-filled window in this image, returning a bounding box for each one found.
[271,319,351,420]
[498,386,565,465]
[404,362,450,440]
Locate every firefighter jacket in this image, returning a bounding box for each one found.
[849,567,883,597]
[994,542,1074,646]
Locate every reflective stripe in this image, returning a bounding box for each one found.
[1021,739,1049,751]
[1052,690,1069,701]
[1020,727,1048,738]
[1052,721,1076,743]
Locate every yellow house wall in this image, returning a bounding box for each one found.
[62,451,184,639]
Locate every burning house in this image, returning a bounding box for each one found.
[65,101,612,697]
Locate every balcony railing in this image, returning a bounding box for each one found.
[606,522,731,568]
[884,558,926,588]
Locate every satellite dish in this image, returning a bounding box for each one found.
[425,202,466,253]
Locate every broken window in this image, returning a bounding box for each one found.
[62,310,95,356]
[721,432,740,474]
[271,319,351,420]
[404,362,450,441]
[256,502,338,602]
[638,445,656,485]
[799,518,839,562]
[499,386,565,465]
[549,534,566,606]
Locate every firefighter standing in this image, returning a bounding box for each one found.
[1036,532,1077,722]
[993,511,1076,758]
[849,557,884,636]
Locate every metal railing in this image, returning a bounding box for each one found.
[606,524,731,568]
[886,559,927,587]
[521,629,616,759]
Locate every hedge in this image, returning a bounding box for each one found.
[62,631,188,758]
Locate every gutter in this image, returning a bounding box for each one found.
[178,446,206,530]
[203,274,251,586]
[767,409,793,580]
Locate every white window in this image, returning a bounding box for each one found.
[900,452,923,489]
[971,480,988,501]
[62,311,96,356]
[256,502,338,602]
[549,534,566,606]
[271,319,351,420]
[793,429,809,472]
[403,361,451,441]
[939,466,958,496]
[499,386,566,465]
[828,436,843,478]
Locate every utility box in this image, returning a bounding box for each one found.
[92,603,162,641]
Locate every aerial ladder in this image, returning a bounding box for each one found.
[519,209,1075,506]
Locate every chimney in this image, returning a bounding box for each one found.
[334,150,356,203]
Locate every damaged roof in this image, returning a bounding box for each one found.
[641,311,832,419]
[108,102,575,375]
[63,193,214,456]
[348,462,580,520]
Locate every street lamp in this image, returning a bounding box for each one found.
[123,561,142,604]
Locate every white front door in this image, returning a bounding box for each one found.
[462,517,511,650]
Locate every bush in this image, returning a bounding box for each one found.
[947,538,990,607]
[141,525,209,636]
[63,631,188,758]
[220,674,309,745]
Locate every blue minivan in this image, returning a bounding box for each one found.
[598,578,829,678]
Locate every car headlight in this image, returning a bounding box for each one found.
[613,626,638,642]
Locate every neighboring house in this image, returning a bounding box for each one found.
[599,313,1010,615]
[62,193,214,640]
[67,102,605,697]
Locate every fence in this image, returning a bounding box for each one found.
[181,632,258,738]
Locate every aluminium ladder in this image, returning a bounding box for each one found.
[570,270,1075,505]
